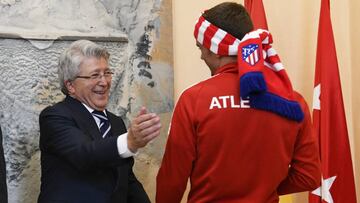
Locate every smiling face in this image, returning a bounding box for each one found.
[66,56,111,111]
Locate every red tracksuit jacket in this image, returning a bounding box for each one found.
[156,63,320,203]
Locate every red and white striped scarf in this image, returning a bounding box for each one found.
[194,15,304,121]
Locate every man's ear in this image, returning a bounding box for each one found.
[64,80,75,95]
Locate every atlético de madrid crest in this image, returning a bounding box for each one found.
[242,44,260,66]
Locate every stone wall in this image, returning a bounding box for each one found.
[0,0,173,202]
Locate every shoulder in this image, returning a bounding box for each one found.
[293,91,310,111]
[179,74,224,99]
[40,96,82,119]
[180,73,235,105]
[40,100,68,117]
[292,91,312,126]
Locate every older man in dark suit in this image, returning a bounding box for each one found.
[38,40,161,203]
[0,127,7,203]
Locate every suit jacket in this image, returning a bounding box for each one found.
[38,96,150,203]
[0,127,8,203]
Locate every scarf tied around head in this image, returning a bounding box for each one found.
[194,16,304,122]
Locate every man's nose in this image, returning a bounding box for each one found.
[98,75,111,85]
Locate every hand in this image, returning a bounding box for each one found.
[127,107,161,152]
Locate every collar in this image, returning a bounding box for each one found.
[81,103,107,116]
[214,62,238,75]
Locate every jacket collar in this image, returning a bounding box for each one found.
[64,96,103,139]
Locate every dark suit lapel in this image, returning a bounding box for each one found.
[63,96,102,140]
[106,111,127,137]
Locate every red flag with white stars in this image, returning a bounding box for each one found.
[309,0,357,202]
[244,0,268,30]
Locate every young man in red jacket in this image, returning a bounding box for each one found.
[156,2,321,203]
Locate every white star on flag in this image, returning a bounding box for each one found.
[311,176,337,203]
[313,84,321,110]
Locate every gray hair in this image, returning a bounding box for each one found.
[58,40,110,95]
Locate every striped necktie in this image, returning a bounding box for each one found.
[92,110,111,138]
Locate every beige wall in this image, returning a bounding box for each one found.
[173,0,359,202]
[350,0,360,201]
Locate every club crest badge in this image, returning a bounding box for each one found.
[242,44,260,66]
